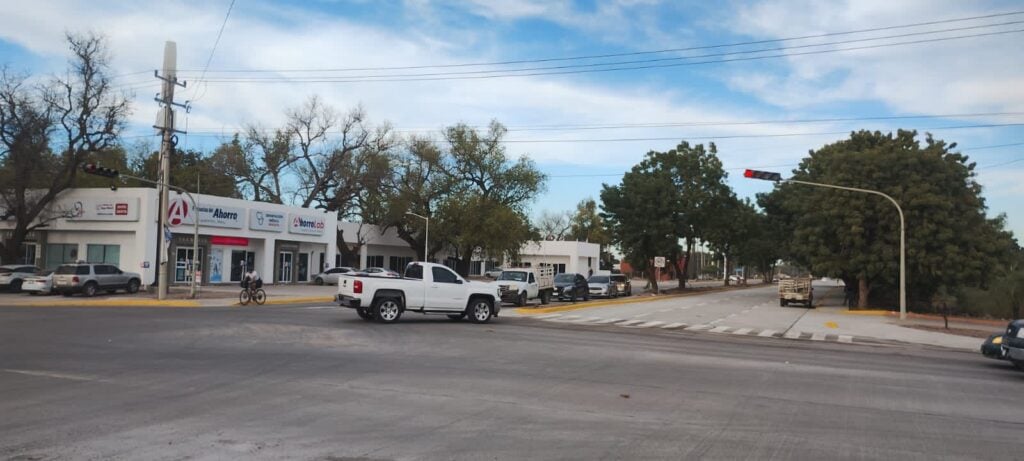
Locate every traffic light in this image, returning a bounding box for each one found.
[743,169,782,181]
[82,163,119,178]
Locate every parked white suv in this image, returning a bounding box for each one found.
[52,263,142,297]
[0,264,39,292]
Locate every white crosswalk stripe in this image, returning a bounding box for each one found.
[661,322,687,329]
[757,329,776,337]
[591,318,623,324]
[838,335,854,343]
[709,326,731,333]
[732,328,752,335]
[616,319,646,326]
[569,316,602,323]
[635,321,665,328]
[784,330,802,339]
[536,314,562,319]
[810,333,827,341]
[685,324,711,331]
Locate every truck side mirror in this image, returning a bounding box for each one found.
[455,279,463,284]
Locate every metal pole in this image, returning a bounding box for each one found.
[787,179,907,320]
[405,212,429,262]
[121,173,200,299]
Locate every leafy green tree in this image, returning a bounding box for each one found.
[763,129,1016,309]
[441,121,545,275]
[600,159,678,293]
[0,33,131,263]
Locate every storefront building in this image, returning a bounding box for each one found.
[0,188,337,286]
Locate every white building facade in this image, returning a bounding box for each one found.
[0,188,337,286]
[507,240,601,276]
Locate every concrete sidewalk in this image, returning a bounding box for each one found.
[789,285,1003,351]
[0,283,338,308]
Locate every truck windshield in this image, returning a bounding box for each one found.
[498,271,527,282]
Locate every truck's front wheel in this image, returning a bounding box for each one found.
[517,292,527,307]
[467,298,493,324]
[373,297,403,324]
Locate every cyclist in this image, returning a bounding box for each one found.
[239,267,266,305]
[244,268,261,292]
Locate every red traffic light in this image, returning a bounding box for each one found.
[743,169,782,181]
[81,163,119,178]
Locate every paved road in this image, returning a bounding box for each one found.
[1,303,1022,460]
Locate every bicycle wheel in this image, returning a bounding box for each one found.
[254,289,266,305]
[239,289,251,305]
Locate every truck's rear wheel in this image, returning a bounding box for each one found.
[373,297,403,324]
[356,307,374,321]
[540,290,551,305]
[780,299,787,307]
[467,298,493,324]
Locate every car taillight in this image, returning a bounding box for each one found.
[353,280,363,294]
[72,276,79,283]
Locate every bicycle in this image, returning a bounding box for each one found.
[239,281,266,305]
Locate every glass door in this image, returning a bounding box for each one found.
[174,247,203,283]
[230,250,255,282]
[278,252,293,283]
[297,253,309,282]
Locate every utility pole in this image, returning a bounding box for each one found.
[153,41,187,300]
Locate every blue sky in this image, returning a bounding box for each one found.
[1,0,1022,238]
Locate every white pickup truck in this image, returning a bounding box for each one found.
[496,266,555,306]
[336,262,501,324]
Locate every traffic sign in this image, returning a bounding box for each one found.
[654,256,666,268]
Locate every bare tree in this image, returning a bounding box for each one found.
[536,209,572,240]
[0,33,131,263]
[235,125,292,203]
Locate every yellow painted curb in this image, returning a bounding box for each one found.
[237,296,335,306]
[842,309,891,316]
[24,299,201,308]
[515,283,764,315]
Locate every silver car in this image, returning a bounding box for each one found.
[313,266,356,285]
[587,275,619,298]
[51,263,142,297]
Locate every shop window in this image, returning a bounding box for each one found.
[45,244,78,269]
[389,256,413,271]
[86,244,120,266]
[366,255,384,268]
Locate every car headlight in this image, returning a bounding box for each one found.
[993,336,1003,345]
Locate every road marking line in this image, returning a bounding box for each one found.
[685,324,711,331]
[838,335,854,343]
[2,368,107,382]
[634,312,652,318]
[709,326,731,333]
[758,329,776,337]
[784,330,802,339]
[825,321,839,329]
[727,313,737,318]
[661,322,687,329]
[635,321,665,328]
[741,310,751,314]
[616,319,646,326]
[810,332,826,341]
[592,318,623,324]
[656,309,671,313]
[535,314,562,319]
[302,305,338,310]
[732,328,753,335]
[570,316,602,323]
[558,315,581,321]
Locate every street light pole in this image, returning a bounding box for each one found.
[743,170,907,320]
[785,179,906,319]
[405,212,429,262]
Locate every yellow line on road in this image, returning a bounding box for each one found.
[825,321,839,329]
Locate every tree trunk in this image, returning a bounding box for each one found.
[648,268,660,294]
[457,251,473,277]
[1,222,31,264]
[680,240,694,289]
[858,277,871,309]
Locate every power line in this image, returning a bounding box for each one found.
[188,20,1024,82]
[172,10,1024,74]
[190,0,237,103]
[167,112,1024,136]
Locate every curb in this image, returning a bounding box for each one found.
[515,283,767,315]
[21,299,201,308]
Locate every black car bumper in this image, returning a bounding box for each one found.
[336,294,361,309]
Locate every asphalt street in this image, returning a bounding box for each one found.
[1,301,1022,460]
